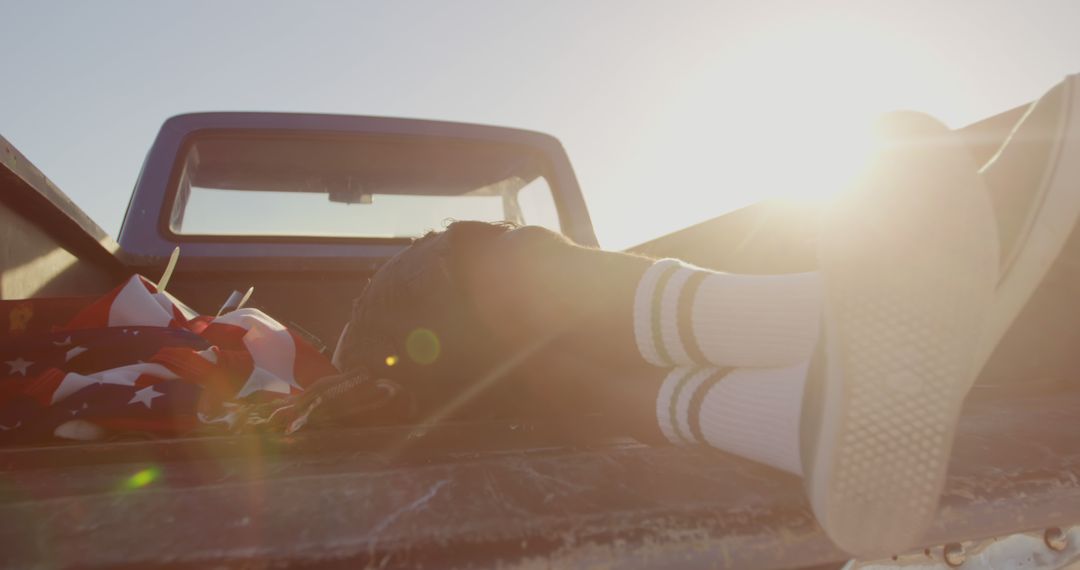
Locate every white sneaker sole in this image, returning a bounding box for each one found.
[809,115,999,557]
[976,74,1080,369]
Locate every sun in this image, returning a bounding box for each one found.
[667,17,909,209]
[761,114,877,206]
[590,13,944,249]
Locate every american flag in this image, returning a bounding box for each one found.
[0,275,338,445]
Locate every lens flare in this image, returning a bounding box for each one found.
[406,328,440,365]
[123,466,161,490]
[385,355,398,367]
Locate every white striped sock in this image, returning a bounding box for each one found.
[659,267,698,365]
[633,259,684,366]
[633,259,823,368]
[655,368,715,445]
[656,363,808,476]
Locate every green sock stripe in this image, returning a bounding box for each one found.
[667,368,698,445]
[677,270,710,366]
[650,264,680,366]
[688,367,733,445]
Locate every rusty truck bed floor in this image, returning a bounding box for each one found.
[1,383,1078,569]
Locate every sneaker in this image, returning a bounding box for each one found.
[803,111,999,556]
[975,74,1080,370]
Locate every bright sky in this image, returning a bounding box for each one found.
[2,1,1078,249]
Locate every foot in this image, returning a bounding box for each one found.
[802,112,999,556]
[976,74,1080,370]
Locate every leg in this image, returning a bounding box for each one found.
[656,364,808,476]
[342,75,1079,558]
[499,111,998,557]
[463,227,825,371]
[451,110,996,559]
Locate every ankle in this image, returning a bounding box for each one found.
[633,260,823,368]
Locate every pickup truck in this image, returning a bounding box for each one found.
[1,107,1078,569]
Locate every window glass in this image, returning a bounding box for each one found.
[169,133,562,238]
[515,177,561,232]
[179,187,507,237]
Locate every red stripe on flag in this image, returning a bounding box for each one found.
[22,369,66,406]
[64,283,126,330]
[200,323,250,351]
[289,330,338,389]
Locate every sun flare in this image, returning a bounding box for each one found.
[731,112,877,207]
[613,14,929,243]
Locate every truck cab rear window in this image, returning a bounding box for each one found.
[168,133,560,238]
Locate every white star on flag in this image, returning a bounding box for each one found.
[53,336,73,347]
[51,363,179,405]
[70,402,90,416]
[128,386,164,409]
[65,346,89,362]
[6,357,33,376]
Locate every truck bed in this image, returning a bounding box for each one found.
[1,382,1077,569]
[3,108,1080,569]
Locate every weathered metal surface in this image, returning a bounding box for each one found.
[851,526,1080,569]
[0,136,123,299]
[1,384,1077,569]
[0,135,120,267]
[0,199,114,299]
